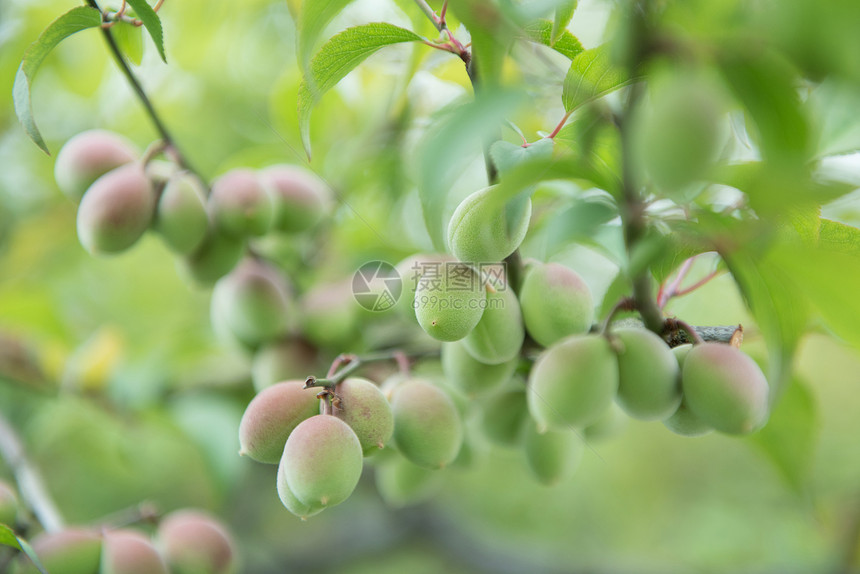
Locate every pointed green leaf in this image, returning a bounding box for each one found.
[125,0,166,62]
[748,376,817,494]
[0,525,49,574]
[13,6,102,154]
[297,0,355,70]
[562,44,631,113]
[552,1,577,45]
[297,23,421,157]
[524,19,584,60]
[113,21,144,66]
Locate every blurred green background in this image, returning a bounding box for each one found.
[1,0,860,572]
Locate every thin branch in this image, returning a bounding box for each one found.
[304,350,439,390]
[87,0,204,182]
[413,0,443,31]
[0,413,65,533]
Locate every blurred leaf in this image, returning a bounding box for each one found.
[552,1,577,45]
[0,525,48,574]
[818,218,860,253]
[297,0,356,70]
[523,19,584,60]
[748,377,817,494]
[771,244,860,349]
[650,233,713,284]
[113,21,144,66]
[12,6,102,154]
[418,90,523,249]
[562,44,631,113]
[808,81,860,158]
[125,0,165,62]
[598,270,632,319]
[489,139,554,175]
[718,51,809,167]
[297,23,421,157]
[449,0,513,90]
[723,248,809,388]
[544,192,618,258]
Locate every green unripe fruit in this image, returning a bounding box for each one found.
[447,186,531,263]
[391,379,463,469]
[0,480,18,526]
[158,509,238,574]
[251,338,319,393]
[394,253,455,323]
[13,529,102,574]
[181,227,245,286]
[280,414,364,508]
[441,341,517,397]
[636,76,723,195]
[375,455,441,508]
[76,163,154,255]
[461,286,524,365]
[258,165,330,233]
[153,171,209,255]
[331,377,394,455]
[209,169,273,237]
[613,328,682,420]
[54,130,137,201]
[276,458,324,519]
[101,529,169,574]
[479,388,529,448]
[414,263,486,342]
[663,344,712,437]
[520,263,594,347]
[211,259,292,348]
[682,343,769,435]
[583,403,628,442]
[299,281,360,348]
[523,422,584,486]
[238,380,320,464]
[528,335,619,431]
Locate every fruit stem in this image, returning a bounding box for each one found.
[87,0,206,185]
[599,296,638,336]
[304,349,439,390]
[0,413,65,533]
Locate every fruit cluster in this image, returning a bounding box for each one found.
[55,130,330,286]
[5,503,237,574]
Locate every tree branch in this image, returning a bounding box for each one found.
[87,0,204,182]
[0,413,64,533]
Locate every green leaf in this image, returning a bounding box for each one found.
[296,0,355,70]
[523,19,584,60]
[552,1,577,45]
[718,51,809,167]
[722,249,809,390]
[13,6,102,154]
[417,90,524,249]
[125,0,165,62]
[489,139,554,176]
[770,244,860,350]
[748,376,818,494]
[297,22,422,157]
[818,218,860,254]
[0,525,49,574]
[113,21,144,66]
[807,80,860,158]
[562,44,631,113]
[598,270,632,319]
[543,192,618,257]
